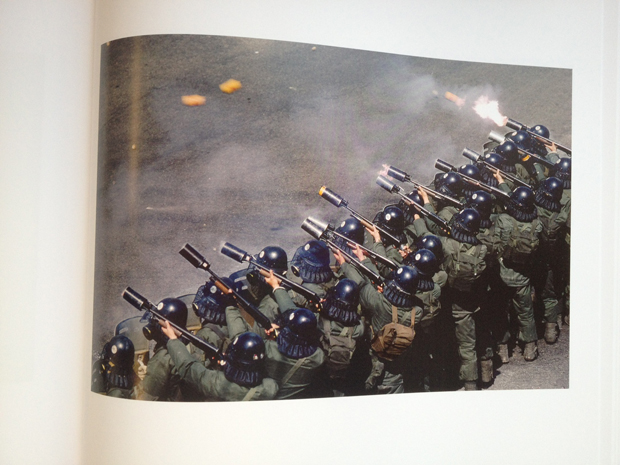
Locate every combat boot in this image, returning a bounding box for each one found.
[544,322,559,344]
[497,344,509,364]
[523,341,538,361]
[480,359,494,383]
[463,381,478,391]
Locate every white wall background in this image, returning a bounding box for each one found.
[0,0,618,464]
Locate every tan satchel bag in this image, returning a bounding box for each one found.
[370,305,415,361]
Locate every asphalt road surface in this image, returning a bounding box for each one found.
[93,34,570,391]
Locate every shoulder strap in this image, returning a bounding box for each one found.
[464,243,480,256]
[392,304,415,328]
[282,357,307,385]
[204,323,227,342]
[242,386,258,401]
[510,216,519,231]
[322,318,332,344]
[448,238,459,255]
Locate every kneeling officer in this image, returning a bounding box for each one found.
[161,322,279,401]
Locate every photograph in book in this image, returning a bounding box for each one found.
[92,34,571,400]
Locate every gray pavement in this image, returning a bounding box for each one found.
[93,34,570,391]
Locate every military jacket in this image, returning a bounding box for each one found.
[561,189,571,215]
[226,285,298,340]
[424,201,458,237]
[264,340,325,400]
[288,278,338,310]
[226,305,264,340]
[493,213,542,287]
[139,345,183,401]
[167,339,278,401]
[371,240,403,278]
[477,213,501,262]
[260,287,324,399]
[403,224,419,247]
[107,387,133,399]
[417,271,446,328]
[339,262,422,334]
[536,203,569,252]
[412,217,488,292]
[318,315,365,340]
[515,163,536,187]
[193,323,230,367]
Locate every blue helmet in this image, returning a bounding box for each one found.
[276,308,320,359]
[535,177,563,213]
[223,332,266,387]
[414,234,444,263]
[143,298,188,344]
[450,208,481,245]
[254,246,288,275]
[290,240,334,284]
[467,190,494,228]
[383,265,419,308]
[192,277,235,325]
[409,249,438,292]
[495,141,519,172]
[434,171,463,198]
[322,279,360,325]
[458,164,481,198]
[247,246,288,288]
[102,335,135,390]
[333,217,365,256]
[506,187,538,222]
[552,157,571,189]
[399,189,423,224]
[530,124,550,156]
[508,130,533,151]
[373,205,406,247]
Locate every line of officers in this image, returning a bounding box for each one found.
[92,125,571,399]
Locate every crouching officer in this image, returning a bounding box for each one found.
[160,322,278,401]
[226,245,292,338]
[138,297,199,401]
[92,335,137,399]
[191,277,235,366]
[249,271,326,399]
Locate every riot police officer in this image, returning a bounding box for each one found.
[161,323,279,401]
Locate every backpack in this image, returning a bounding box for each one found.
[539,212,563,248]
[501,217,540,265]
[477,225,502,260]
[444,240,487,292]
[370,305,415,361]
[320,319,357,379]
[417,289,441,327]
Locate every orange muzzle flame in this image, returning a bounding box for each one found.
[472,96,508,126]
